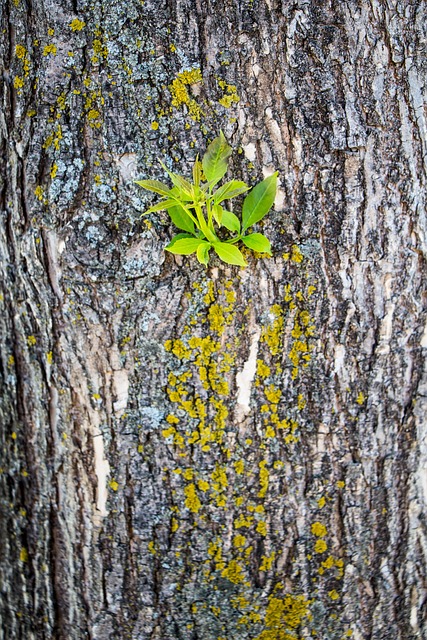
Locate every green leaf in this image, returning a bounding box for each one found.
[196,242,211,265]
[242,172,278,231]
[213,180,249,204]
[135,179,171,196]
[221,209,241,233]
[165,237,205,255]
[159,161,194,198]
[202,131,232,184]
[167,233,194,248]
[168,204,195,233]
[212,204,224,226]
[192,156,202,188]
[241,233,272,254]
[170,186,193,202]
[213,242,247,266]
[143,198,179,214]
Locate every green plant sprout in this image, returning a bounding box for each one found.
[136,132,278,267]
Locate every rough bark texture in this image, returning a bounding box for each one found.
[1,1,427,639]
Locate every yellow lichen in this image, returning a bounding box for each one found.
[20,548,28,562]
[234,514,254,529]
[198,479,209,492]
[356,392,366,405]
[261,305,284,356]
[184,483,201,513]
[221,559,244,584]
[311,522,327,537]
[258,460,269,498]
[255,593,310,640]
[234,460,245,474]
[260,552,275,571]
[70,18,85,31]
[43,44,57,56]
[170,68,203,121]
[257,359,271,379]
[15,44,26,58]
[314,539,327,554]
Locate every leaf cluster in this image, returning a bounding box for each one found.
[136,132,277,267]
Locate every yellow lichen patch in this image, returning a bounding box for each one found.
[314,539,327,554]
[109,479,119,491]
[261,305,284,356]
[256,359,271,379]
[288,339,312,380]
[170,68,203,121]
[311,522,327,537]
[264,384,281,404]
[162,424,185,449]
[255,593,310,640]
[147,540,156,555]
[86,108,101,128]
[258,460,269,498]
[27,335,36,346]
[43,124,63,151]
[43,44,57,56]
[210,464,228,506]
[70,18,85,31]
[260,551,275,571]
[283,244,304,263]
[217,78,240,108]
[184,483,202,513]
[319,555,344,578]
[198,479,209,492]
[208,304,225,335]
[328,590,339,600]
[15,44,26,58]
[356,391,366,405]
[231,595,250,610]
[20,548,29,562]
[297,394,306,410]
[233,534,247,549]
[91,37,108,64]
[14,76,24,89]
[221,559,244,584]
[234,459,245,475]
[234,513,254,529]
[151,121,159,130]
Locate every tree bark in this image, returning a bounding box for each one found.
[1,1,427,639]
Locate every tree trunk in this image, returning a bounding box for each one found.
[1,1,426,638]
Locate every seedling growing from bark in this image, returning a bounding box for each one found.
[136,132,277,267]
